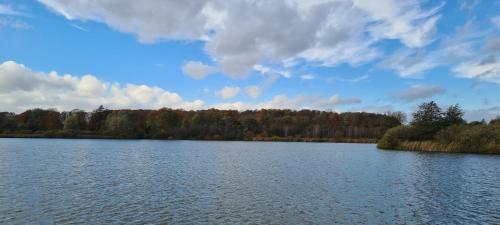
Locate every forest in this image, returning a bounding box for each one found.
[0,106,404,142]
[378,101,500,154]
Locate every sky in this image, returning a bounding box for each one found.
[0,0,499,121]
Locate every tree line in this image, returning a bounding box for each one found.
[378,101,500,154]
[0,106,404,141]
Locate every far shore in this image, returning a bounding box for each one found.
[2,131,498,155]
[0,131,377,143]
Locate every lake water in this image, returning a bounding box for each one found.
[0,139,499,224]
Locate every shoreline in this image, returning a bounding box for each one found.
[0,132,377,143]
[2,133,498,155]
[378,141,500,155]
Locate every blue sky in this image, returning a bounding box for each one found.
[0,0,499,121]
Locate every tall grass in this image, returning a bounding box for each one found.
[377,123,500,154]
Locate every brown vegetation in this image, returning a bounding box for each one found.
[0,106,403,142]
[378,101,500,154]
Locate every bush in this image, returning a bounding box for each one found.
[452,124,500,154]
[378,101,499,154]
[381,123,500,154]
[434,125,466,144]
[490,117,500,125]
[377,125,417,149]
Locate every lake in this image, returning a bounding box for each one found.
[0,139,499,224]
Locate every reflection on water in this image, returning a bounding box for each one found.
[0,139,499,224]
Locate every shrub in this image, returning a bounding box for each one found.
[452,124,500,154]
[490,117,500,125]
[434,125,466,144]
[377,125,417,149]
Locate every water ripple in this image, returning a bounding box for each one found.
[0,139,499,224]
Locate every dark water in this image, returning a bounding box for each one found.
[0,139,499,224]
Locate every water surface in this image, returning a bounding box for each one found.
[0,139,499,224]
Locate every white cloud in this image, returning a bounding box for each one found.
[245,85,262,98]
[0,4,30,29]
[313,95,361,108]
[0,61,366,112]
[380,21,500,84]
[395,84,446,102]
[298,39,381,67]
[330,74,369,83]
[181,61,216,80]
[459,0,480,11]
[69,23,89,32]
[453,56,500,84]
[444,22,500,85]
[253,64,290,78]
[353,0,442,48]
[0,4,24,16]
[218,86,240,99]
[242,65,284,98]
[300,74,314,80]
[0,18,30,29]
[380,49,440,77]
[76,75,107,96]
[39,0,443,77]
[212,94,361,110]
[38,0,217,43]
[0,61,204,112]
[253,64,271,75]
[381,20,480,77]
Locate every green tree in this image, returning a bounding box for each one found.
[0,112,17,131]
[411,101,443,140]
[88,105,110,131]
[442,104,465,126]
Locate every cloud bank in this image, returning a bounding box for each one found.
[0,61,204,112]
[39,0,442,77]
[0,61,363,113]
[212,94,361,111]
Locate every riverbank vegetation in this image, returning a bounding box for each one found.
[0,106,403,142]
[378,101,500,154]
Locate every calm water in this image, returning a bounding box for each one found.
[0,139,499,224]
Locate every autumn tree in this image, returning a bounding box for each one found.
[105,111,132,134]
[63,109,87,130]
[15,109,62,131]
[146,108,181,138]
[2,107,404,140]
